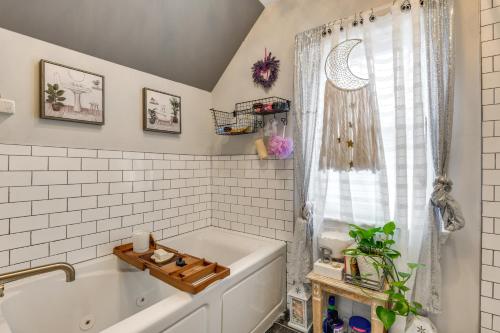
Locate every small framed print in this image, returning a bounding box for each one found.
[291,298,305,327]
[143,88,181,134]
[40,60,104,125]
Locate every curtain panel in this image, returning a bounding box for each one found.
[291,0,461,319]
[291,26,323,287]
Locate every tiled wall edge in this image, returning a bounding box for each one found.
[481,0,500,331]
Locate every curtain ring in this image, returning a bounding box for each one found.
[401,0,412,12]
[369,8,376,22]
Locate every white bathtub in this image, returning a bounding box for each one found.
[0,227,286,333]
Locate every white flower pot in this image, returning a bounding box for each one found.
[356,256,383,282]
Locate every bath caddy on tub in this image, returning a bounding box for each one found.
[113,237,230,294]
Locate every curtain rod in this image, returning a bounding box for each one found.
[299,0,424,37]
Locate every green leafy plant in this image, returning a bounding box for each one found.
[170,98,180,123]
[343,221,423,330]
[45,83,66,111]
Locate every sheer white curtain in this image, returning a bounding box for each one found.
[291,0,453,319]
[310,1,434,317]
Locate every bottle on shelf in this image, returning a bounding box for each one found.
[323,295,345,333]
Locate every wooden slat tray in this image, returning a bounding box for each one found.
[113,237,230,294]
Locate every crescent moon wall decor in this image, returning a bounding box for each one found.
[325,39,369,91]
[320,38,381,172]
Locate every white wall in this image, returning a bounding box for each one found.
[435,0,481,331]
[212,0,481,331]
[0,28,214,155]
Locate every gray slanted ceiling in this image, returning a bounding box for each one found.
[0,0,264,91]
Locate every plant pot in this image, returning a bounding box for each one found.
[51,103,62,111]
[172,116,179,124]
[357,256,382,282]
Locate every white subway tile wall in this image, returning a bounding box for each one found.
[483,1,500,331]
[211,155,294,287]
[0,144,212,274]
[0,143,295,284]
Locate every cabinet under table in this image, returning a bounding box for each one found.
[306,272,389,333]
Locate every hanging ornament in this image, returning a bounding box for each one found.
[251,48,280,90]
[320,39,381,172]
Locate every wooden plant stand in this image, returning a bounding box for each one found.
[307,272,389,333]
[113,237,230,294]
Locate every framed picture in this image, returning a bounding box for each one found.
[40,60,104,125]
[143,88,181,134]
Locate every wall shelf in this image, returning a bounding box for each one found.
[211,96,291,136]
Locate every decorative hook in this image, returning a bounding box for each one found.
[340,19,344,32]
[359,12,364,25]
[352,13,358,27]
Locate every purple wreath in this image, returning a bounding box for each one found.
[252,51,280,89]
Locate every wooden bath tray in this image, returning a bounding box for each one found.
[113,237,230,294]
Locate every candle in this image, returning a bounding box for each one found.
[132,230,149,253]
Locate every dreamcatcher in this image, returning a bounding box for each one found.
[320,39,381,172]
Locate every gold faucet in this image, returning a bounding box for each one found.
[0,262,75,297]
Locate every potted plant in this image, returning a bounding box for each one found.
[170,98,180,124]
[343,221,423,330]
[45,83,66,111]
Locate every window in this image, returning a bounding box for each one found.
[316,12,432,229]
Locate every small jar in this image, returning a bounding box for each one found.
[332,319,344,333]
[348,316,371,333]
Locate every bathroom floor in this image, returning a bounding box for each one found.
[266,319,303,333]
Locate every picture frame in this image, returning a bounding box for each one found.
[40,60,105,125]
[143,88,181,134]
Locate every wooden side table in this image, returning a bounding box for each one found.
[307,272,389,333]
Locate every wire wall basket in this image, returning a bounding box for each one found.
[235,96,291,115]
[211,108,260,136]
[211,97,291,136]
